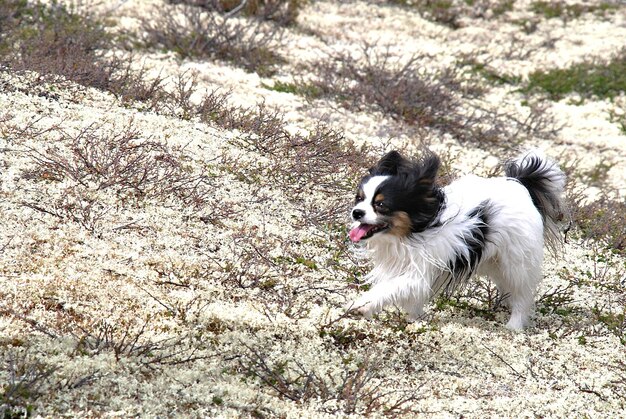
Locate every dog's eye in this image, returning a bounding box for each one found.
[355,194,364,202]
[375,201,384,208]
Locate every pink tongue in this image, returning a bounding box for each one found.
[349,224,374,242]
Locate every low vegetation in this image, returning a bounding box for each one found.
[526,50,626,100]
[0,0,116,88]
[387,0,515,28]
[167,0,307,26]
[141,2,286,75]
[295,45,554,149]
[1,0,625,416]
[530,1,621,20]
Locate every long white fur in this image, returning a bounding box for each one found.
[350,151,562,330]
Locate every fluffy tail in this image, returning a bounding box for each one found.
[504,150,567,251]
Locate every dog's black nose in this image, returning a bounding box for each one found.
[352,209,365,220]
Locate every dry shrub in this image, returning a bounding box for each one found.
[168,0,306,26]
[205,228,354,320]
[22,188,111,233]
[141,3,284,76]
[23,120,212,205]
[232,117,367,212]
[308,47,462,128]
[0,1,116,88]
[0,351,55,418]
[306,45,554,149]
[0,116,225,232]
[130,69,370,212]
[238,344,420,415]
[72,320,212,366]
[112,62,171,108]
[0,0,172,104]
[573,195,626,255]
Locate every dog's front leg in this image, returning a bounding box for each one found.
[347,279,407,318]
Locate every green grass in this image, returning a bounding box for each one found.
[460,58,522,85]
[389,0,514,29]
[262,80,322,97]
[593,306,625,345]
[526,52,626,100]
[530,1,620,20]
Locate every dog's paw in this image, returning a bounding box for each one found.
[345,299,374,319]
[505,315,528,331]
[406,310,425,322]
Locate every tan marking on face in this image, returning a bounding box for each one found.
[374,193,385,203]
[389,211,413,237]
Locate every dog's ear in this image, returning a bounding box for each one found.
[415,153,440,185]
[369,150,405,175]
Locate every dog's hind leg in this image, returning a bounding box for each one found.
[492,254,542,330]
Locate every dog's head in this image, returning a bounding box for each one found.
[349,150,443,242]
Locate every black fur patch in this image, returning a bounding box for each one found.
[441,200,492,296]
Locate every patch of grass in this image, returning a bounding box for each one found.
[530,1,620,20]
[458,57,522,86]
[593,307,625,345]
[141,3,285,76]
[262,80,322,97]
[526,51,626,100]
[388,0,514,29]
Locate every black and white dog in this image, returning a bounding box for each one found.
[348,150,566,329]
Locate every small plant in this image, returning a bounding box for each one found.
[593,306,625,345]
[458,56,522,86]
[262,80,322,97]
[537,280,578,317]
